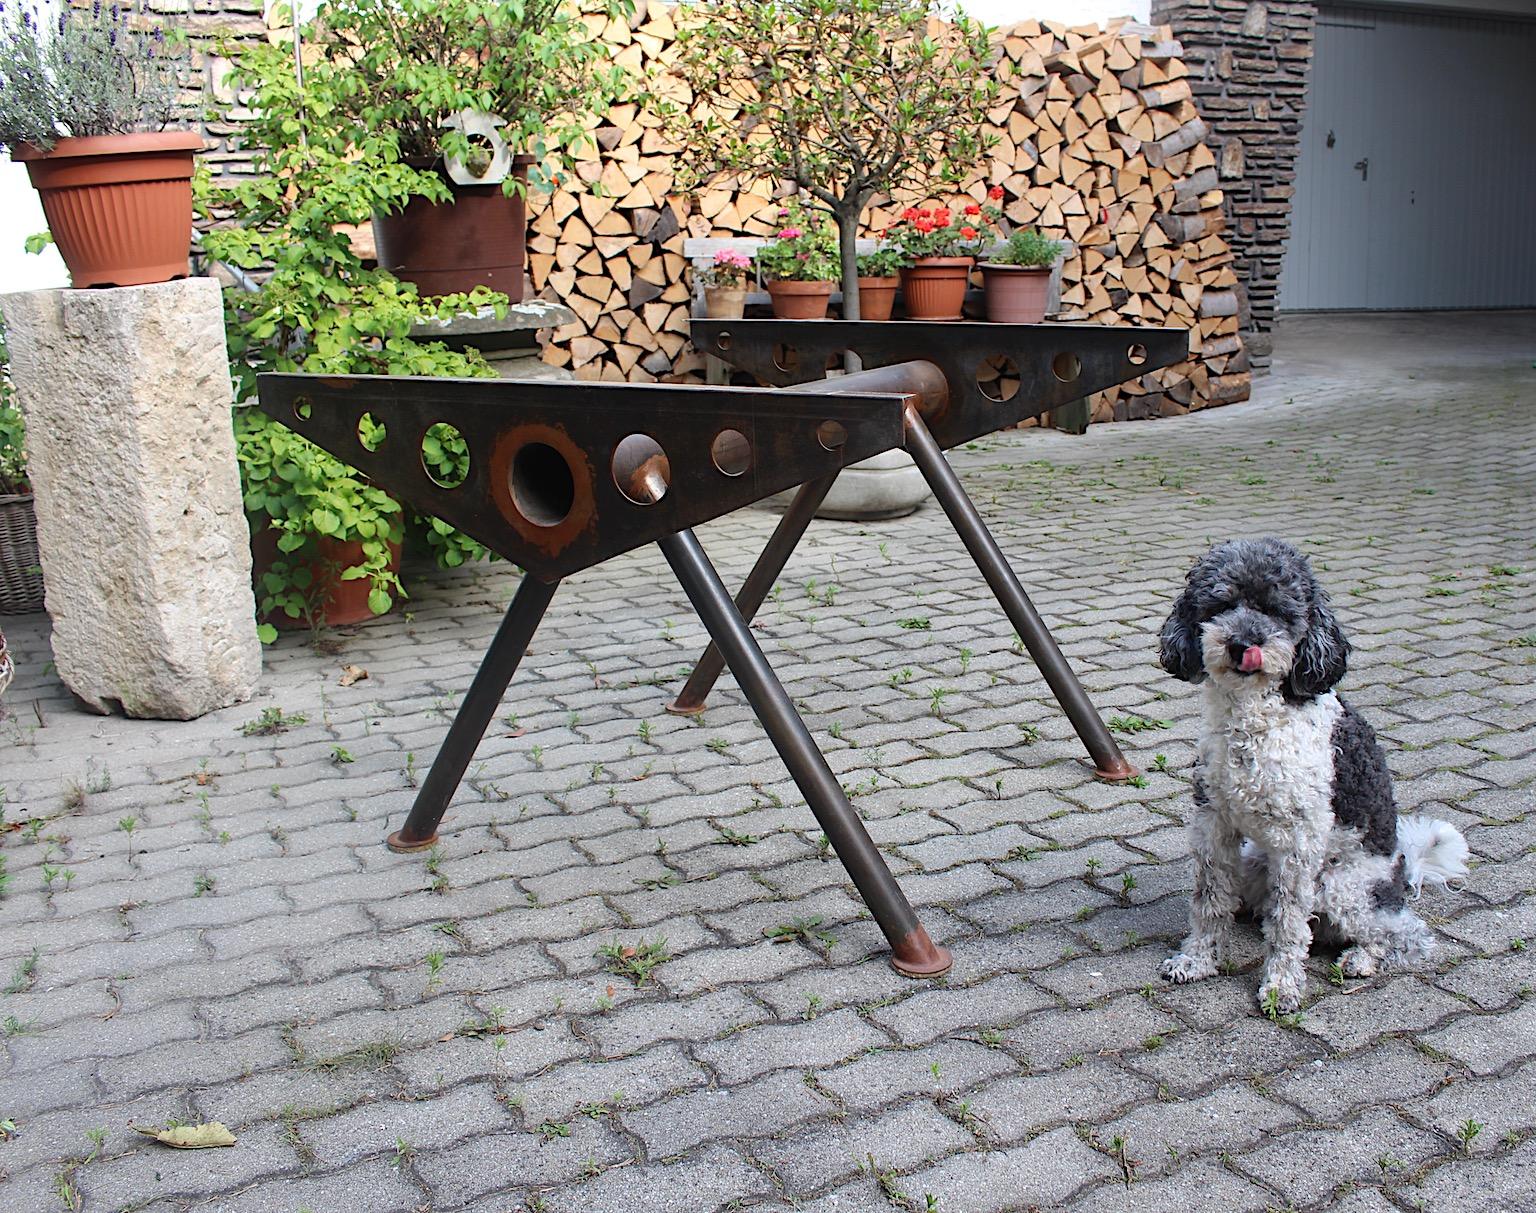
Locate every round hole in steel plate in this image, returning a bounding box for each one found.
[817,420,847,451]
[613,433,671,506]
[1127,343,1148,366]
[358,412,386,452]
[422,421,469,489]
[293,395,312,422]
[1052,351,1082,383]
[772,344,800,374]
[711,428,751,477]
[976,355,1021,403]
[716,331,733,352]
[510,442,576,527]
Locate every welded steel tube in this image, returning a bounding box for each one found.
[659,528,952,977]
[386,574,561,852]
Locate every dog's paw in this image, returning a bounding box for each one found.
[1339,946,1377,978]
[1161,952,1217,984]
[1257,972,1303,1016]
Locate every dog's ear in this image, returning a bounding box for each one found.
[1285,595,1350,700]
[1158,583,1205,683]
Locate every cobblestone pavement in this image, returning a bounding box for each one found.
[1,312,1533,1213]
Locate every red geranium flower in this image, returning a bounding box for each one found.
[914,217,935,233]
[960,226,978,239]
[988,185,1005,200]
[933,207,952,225]
[917,207,934,219]
[901,207,920,222]
[964,203,981,216]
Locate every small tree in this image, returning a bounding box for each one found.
[673,0,998,319]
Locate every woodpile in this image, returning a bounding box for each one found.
[529,5,1251,419]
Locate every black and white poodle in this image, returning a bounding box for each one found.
[1157,538,1468,1013]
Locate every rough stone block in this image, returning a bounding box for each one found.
[2,279,260,718]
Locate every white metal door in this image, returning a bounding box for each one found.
[1281,5,1536,310]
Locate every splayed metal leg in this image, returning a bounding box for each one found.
[667,472,838,715]
[386,574,561,852]
[659,528,951,977]
[900,403,1135,781]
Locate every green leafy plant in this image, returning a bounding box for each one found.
[754,203,839,282]
[884,197,997,261]
[672,0,996,317]
[988,227,1063,269]
[0,315,25,495]
[197,34,506,639]
[856,245,905,278]
[313,0,633,196]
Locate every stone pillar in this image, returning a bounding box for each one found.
[2,278,261,719]
[1150,0,1319,373]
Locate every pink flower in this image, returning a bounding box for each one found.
[714,249,752,270]
[778,207,791,217]
[778,227,803,240]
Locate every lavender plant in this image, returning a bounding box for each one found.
[0,0,184,152]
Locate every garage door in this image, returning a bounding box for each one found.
[1280,4,1536,311]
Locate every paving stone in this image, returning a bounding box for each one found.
[620,1069,833,1156]
[898,1124,1119,1211]
[1422,999,1536,1076]
[967,1061,1157,1144]
[1409,1138,1536,1213]
[1063,1159,1276,1213]
[752,1101,975,1196]
[1270,1039,1459,1123]
[536,1144,772,1213]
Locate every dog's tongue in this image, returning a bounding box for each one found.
[1239,645,1265,673]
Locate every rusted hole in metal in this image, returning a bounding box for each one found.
[293,395,312,421]
[817,420,847,451]
[511,442,576,527]
[358,412,386,452]
[711,429,751,477]
[772,344,800,374]
[1127,343,1148,366]
[1052,351,1082,383]
[613,433,671,506]
[977,355,1021,403]
[423,422,469,489]
[716,331,733,352]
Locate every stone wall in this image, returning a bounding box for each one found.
[1149,0,1317,370]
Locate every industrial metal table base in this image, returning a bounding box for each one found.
[255,316,1184,975]
[670,319,1189,781]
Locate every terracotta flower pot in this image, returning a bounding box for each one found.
[766,279,834,320]
[981,263,1052,323]
[373,155,531,301]
[899,257,974,321]
[854,275,899,321]
[249,524,403,631]
[14,131,204,289]
[703,284,748,319]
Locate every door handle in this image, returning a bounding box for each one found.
[1353,157,1369,182]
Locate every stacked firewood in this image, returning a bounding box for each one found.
[529,6,1251,419]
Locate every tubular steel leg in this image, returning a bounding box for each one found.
[901,403,1136,782]
[659,528,952,978]
[667,472,839,715]
[386,574,560,852]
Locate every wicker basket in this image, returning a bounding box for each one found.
[0,493,46,614]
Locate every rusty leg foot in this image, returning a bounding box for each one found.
[659,527,952,978]
[902,406,1136,782]
[668,472,838,715]
[385,574,560,852]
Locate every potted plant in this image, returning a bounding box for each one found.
[312,0,632,301]
[0,318,44,615]
[697,249,754,320]
[981,226,1064,324]
[755,206,839,319]
[0,1,198,288]
[854,246,904,322]
[674,0,994,322]
[200,34,506,642]
[886,197,994,321]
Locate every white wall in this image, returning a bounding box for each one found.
[0,161,69,294]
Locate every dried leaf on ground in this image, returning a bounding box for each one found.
[135,1122,237,1149]
[338,665,368,687]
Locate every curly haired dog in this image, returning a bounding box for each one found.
[1157,538,1468,1014]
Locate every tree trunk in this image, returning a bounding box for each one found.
[835,204,863,373]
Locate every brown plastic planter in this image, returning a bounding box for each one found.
[899,257,974,320]
[981,263,1052,323]
[14,131,204,289]
[766,279,834,319]
[855,275,899,321]
[373,155,531,301]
